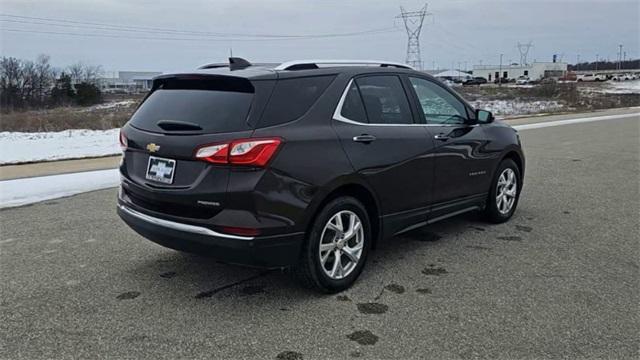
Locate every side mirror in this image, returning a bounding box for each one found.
[476,109,494,124]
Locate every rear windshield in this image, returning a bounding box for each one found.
[129,77,254,133]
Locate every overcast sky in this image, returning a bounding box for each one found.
[1,0,638,73]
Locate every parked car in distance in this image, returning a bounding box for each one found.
[463,77,488,86]
[559,72,577,81]
[515,76,531,85]
[117,58,525,292]
[493,77,513,84]
[577,73,607,82]
[612,73,633,81]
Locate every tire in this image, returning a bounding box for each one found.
[293,196,371,293]
[484,159,521,223]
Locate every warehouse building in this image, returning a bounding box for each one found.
[472,62,568,82]
[98,71,162,93]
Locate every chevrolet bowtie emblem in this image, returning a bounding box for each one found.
[146,143,160,153]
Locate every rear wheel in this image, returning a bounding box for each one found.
[484,159,521,223]
[294,196,371,293]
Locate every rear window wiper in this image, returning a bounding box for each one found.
[156,120,203,131]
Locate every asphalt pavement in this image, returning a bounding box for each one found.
[1,112,638,359]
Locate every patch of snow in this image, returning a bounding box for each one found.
[0,169,119,208]
[471,100,564,116]
[82,100,136,112]
[601,80,640,94]
[0,129,121,165]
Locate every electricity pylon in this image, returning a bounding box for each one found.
[517,41,533,65]
[397,4,432,70]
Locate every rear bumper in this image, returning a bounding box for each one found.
[117,204,304,268]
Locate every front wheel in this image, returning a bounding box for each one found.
[484,159,521,223]
[293,197,371,293]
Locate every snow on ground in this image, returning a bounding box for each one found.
[0,169,119,208]
[82,100,136,112]
[579,80,640,95]
[471,99,564,116]
[0,129,120,165]
[601,80,640,94]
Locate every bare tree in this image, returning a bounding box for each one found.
[1,55,103,111]
[67,62,102,85]
[67,62,84,85]
[0,57,23,110]
[33,54,55,105]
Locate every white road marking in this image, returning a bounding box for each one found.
[513,112,639,131]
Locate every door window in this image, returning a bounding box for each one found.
[408,77,468,124]
[355,76,414,125]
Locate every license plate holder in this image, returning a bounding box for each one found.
[146,156,176,184]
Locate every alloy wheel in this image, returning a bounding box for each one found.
[496,168,518,215]
[318,210,364,280]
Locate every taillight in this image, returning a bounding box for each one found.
[194,137,282,167]
[119,129,128,151]
[229,138,281,166]
[195,143,229,164]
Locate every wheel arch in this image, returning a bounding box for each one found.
[303,180,382,249]
[501,149,525,179]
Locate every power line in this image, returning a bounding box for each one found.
[1,27,401,43]
[0,13,397,39]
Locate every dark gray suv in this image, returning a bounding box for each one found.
[118,58,524,292]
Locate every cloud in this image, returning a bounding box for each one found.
[1,0,638,71]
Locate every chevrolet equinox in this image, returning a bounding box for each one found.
[117,58,525,292]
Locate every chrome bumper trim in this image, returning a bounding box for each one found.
[118,204,255,241]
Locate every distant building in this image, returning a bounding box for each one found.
[99,71,162,94]
[472,62,568,82]
[432,69,473,82]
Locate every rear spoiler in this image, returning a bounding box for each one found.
[149,73,255,93]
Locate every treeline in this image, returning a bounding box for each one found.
[569,59,640,71]
[0,54,103,112]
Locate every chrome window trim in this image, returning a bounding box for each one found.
[332,79,475,128]
[118,204,255,240]
[275,59,414,71]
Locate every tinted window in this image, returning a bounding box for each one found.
[355,76,413,125]
[259,75,335,127]
[409,77,468,124]
[340,81,367,123]
[130,89,253,133]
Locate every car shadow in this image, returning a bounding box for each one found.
[124,211,516,304]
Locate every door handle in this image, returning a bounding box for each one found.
[434,133,450,141]
[353,134,377,143]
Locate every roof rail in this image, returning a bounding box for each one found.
[274,60,414,71]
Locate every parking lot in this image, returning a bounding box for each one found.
[1,111,638,359]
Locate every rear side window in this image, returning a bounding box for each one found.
[129,77,254,133]
[259,75,335,127]
[340,81,367,123]
[355,75,414,125]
